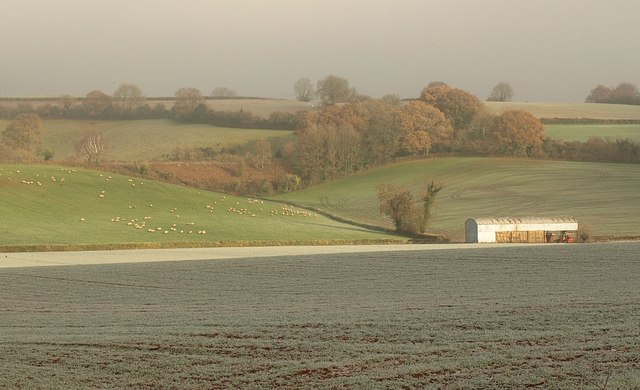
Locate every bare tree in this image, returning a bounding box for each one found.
[1,113,43,160]
[113,83,145,115]
[376,183,417,234]
[211,87,237,98]
[173,88,204,119]
[253,139,272,169]
[293,78,315,102]
[76,130,107,164]
[316,75,353,105]
[487,82,514,102]
[377,181,443,235]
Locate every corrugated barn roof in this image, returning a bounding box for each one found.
[471,216,578,225]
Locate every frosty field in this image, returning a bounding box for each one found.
[1,242,639,388]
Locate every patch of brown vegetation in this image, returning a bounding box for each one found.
[102,160,291,196]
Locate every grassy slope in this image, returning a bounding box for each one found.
[545,123,640,142]
[0,119,293,161]
[275,157,640,240]
[205,98,314,117]
[0,165,400,247]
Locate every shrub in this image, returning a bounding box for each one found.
[577,223,592,243]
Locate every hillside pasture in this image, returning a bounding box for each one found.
[0,119,293,161]
[0,165,400,248]
[1,242,639,388]
[275,157,640,241]
[545,123,640,142]
[144,97,314,117]
[204,98,314,117]
[485,101,640,120]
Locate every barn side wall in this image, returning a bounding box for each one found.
[468,220,579,243]
[477,225,497,243]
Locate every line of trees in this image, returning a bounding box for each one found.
[585,82,640,105]
[293,75,365,105]
[487,82,514,102]
[286,83,549,185]
[0,84,299,130]
[168,87,298,130]
[2,79,639,192]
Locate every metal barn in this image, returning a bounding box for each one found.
[465,217,579,243]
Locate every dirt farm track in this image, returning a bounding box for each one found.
[1,242,639,388]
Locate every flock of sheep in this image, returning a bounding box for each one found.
[3,167,318,240]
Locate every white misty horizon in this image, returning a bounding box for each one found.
[1,0,639,102]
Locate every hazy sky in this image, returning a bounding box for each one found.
[1,0,639,102]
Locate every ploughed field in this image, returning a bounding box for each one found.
[1,242,638,388]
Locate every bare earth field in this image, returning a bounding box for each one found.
[1,242,639,388]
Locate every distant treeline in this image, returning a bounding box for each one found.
[172,105,299,130]
[2,84,639,195]
[0,98,299,130]
[585,83,640,105]
[540,118,640,125]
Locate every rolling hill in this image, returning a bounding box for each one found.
[2,100,640,163]
[0,165,401,249]
[545,123,640,143]
[274,157,640,241]
[0,119,294,161]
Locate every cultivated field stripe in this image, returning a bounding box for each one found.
[0,243,541,269]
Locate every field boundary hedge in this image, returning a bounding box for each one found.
[541,118,640,124]
[0,239,407,253]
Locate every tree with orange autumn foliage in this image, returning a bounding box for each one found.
[419,84,483,130]
[490,110,546,156]
[298,103,367,134]
[395,101,452,155]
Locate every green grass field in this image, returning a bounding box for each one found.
[275,157,640,240]
[1,242,638,388]
[0,165,400,248]
[0,119,293,161]
[2,159,639,245]
[205,98,314,117]
[545,123,640,142]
